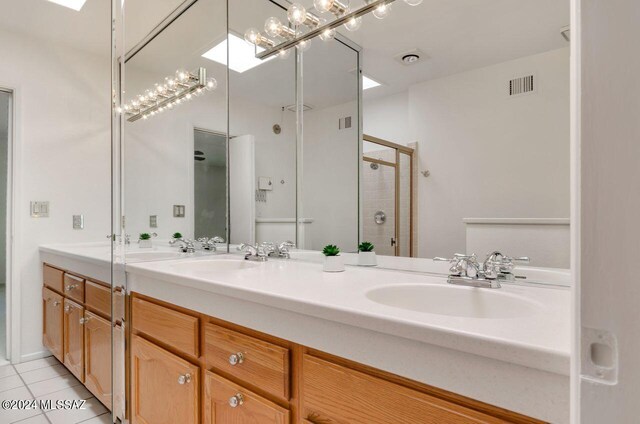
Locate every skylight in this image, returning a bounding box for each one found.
[47,0,87,11]
[202,34,274,74]
[363,75,382,90]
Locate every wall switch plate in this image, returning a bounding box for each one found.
[173,205,185,218]
[30,201,49,217]
[73,215,84,229]
[150,215,158,228]
[258,177,273,191]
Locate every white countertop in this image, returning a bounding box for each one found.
[39,242,571,422]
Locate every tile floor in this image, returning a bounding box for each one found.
[0,356,111,424]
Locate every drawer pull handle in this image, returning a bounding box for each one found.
[228,393,244,408]
[66,284,78,291]
[228,352,244,366]
[79,317,90,325]
[53,301,61,307]
[177,373,192,385]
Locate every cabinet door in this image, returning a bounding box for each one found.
[131,335,199,424]
[203,371,289,424]
[63,299,84,381]
[43,287,63,361]
[84,311,111,408]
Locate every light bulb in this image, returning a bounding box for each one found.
[131,100,139,107]
[115,106,123,114]
[185,93,192,100]
[373,3,390,19]
[403,0,422,5]
[145,89,156,101]
[278,48,291,59]
[196,87,203,95]
[143,115,148,120]
[265,17,282,37]
[244,28,260,45]
[155,83,166,94]
[165,77,176,88]
[124,104,131,111]
[343,16,362,31]
[176,98,182,104]
[297,39,311,52]
[287,3,306,25]
[167,103,174,109]
[313,0,332,12]
[205,77,217,91]
[176,69,189,82]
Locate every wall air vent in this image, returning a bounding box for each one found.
[509,75,535,97]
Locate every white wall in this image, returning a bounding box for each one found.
[0,28,111,360]
[302,101,359,251]
[365,47,570,259]
[0,91,9,285]
[578,1,640,422]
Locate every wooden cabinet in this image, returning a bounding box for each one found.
[43,265,64,292]
[85,280,111,317]
[301,354,509,424]
[131,335,199,424]
[84,311,112,407]
[43,287,64,362]
[204,323,290,400]
[203,371,289,424]
[132,297,199,357]
[64,273,85,303]
[63,299,84,381]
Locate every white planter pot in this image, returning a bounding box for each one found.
[138,239,152,248]
[358,251,377,266]
[323,255,345,272]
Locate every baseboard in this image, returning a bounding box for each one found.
[19,349,52,364]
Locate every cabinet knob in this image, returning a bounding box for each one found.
[66,284,78,291]
[177,373,192,385]
[228,393,244,408]
[53,300,61,307]
[79,317,90,325]
[228,352,244,366]
[64,305,72,313]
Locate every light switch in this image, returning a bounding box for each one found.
[30,201,49,217]
[150,215,158,228]
[73,215,84,229]
[258,177,273,191]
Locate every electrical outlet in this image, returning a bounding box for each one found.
[73,215,84,230]
[30,201,49,217]
[150,215,158,228]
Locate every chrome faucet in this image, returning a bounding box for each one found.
[260,241,295,259]
[174,239,196,253]
[434,251,530,289]
[239,243,270,261]
[197,236,225,252]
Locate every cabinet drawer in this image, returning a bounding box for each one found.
[302,355,507,424]
[132,297,199,357]
[204,323,290,400]
[64,273,85,303]
[85,280,110,318]
[204,371,289,424]
[43,265,64,292]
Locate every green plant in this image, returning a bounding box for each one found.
[322,244,340,257]
[358,242,374,252]
[139,233,151,240]
[172,232,183,239]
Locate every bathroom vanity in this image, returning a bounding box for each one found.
[40,244,570,423]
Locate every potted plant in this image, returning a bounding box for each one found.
[172,232,183,241]
[322,244,344,272]
[139,233,152,248]
[358,241,377,266]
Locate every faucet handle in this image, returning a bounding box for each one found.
[212,236,225,243]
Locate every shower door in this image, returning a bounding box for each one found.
[362,135,414,257]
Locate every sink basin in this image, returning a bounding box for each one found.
[366,284,541,319]
[126,251,185,261]
[169,259,261,273]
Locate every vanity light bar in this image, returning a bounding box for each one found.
[255,0,396,60]
[123,67,217,122]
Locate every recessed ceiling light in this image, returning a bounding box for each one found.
[202,33,274,74]
[394,48,427,66]
[363,75,381,90]
[47,0,87,11]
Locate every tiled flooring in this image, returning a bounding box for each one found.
[0,356,111,424]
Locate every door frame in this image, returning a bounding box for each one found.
[362,134,415,257]
[1,86,18,363]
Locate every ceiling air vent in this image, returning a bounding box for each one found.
[509,75,535,97]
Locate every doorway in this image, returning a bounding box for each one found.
[0,89,11,364]
[362,134,415,257]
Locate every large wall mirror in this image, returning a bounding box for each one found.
[123,0,569,272]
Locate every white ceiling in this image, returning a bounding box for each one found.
[0,0,569,108]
